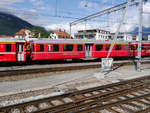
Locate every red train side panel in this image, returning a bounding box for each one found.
[29,39,150,61]
[0,38,149,62]
[31,43,85,60]
[0,38,26,62]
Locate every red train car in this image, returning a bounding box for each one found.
[0,38,150,63]
[29,39,150,61]
[30,39,86,60]
[0,38,27,62]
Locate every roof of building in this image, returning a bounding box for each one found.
[0,36,14,38]
[16,29,31,35]
[53,30,71,38]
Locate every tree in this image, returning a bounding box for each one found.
[30,26,50,38]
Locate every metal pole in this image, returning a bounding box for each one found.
[137,0,143,71]
[55,0,58,16]
[69,24,72,38]
[107,0,131,58]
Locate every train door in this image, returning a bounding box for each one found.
[17,43,25,62]
[85,44,92,57]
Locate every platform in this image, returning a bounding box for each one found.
[0,63,150,106]
[0,63,150,94]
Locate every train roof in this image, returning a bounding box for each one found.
[0,37,150,44]
[30,38,130,44]
[130,40,150,44]
[29,38,150,44]
[0,38,26,42]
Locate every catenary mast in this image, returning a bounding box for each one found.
[137,0,143,71]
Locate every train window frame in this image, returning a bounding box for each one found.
[40,44,44,52]
[64,44,73,51]
[53,44,59,52]
[106,44,110,51]
[77,45,83,51]
[6,44,12,52]
[115,45,122,50]
[95,45,103,51]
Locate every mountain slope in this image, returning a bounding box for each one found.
[0,12,33,36]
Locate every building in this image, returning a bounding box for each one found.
[49,30,71,39]
[15,29,32,40]
[110,33,138,41]
[74,29,110,40]
[148,35,150,41]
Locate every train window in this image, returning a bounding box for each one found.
[96,45,103,51]
[32,44,34,51]
[142,45,148,50]
[53,44,59,51]
[106,44,110,51]
[124,45,129,50]
[64,45,73,51]
[78,45,83,51]
[130,45,137,50]
[26,44,31,51]
[116,45,122,50]
[40,44,44,51]
[135,45,137,50]
[17,44,24,52]
[48,45,52,52]
[130,45,134,50]
[0,44,4,51]
[6,44,11,52]
[142,45,150,49]
[142,45,146,49]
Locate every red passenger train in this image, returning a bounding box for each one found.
[0,38,150,63]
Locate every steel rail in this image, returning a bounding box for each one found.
[0,75,150,113]
[135,107,150,113]
[37,81,150,113]
[77,93,150,113]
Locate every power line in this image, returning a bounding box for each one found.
[70,0,139,26]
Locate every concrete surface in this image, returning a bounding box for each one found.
[0,63,150,96]
[0,60,133,71]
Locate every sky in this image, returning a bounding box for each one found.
[0,0,150,33]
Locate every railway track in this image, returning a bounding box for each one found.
[0,75,150,113]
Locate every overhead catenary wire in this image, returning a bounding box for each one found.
[70,0,139,26]
[69,0,139,35]
[107,0,131,58]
